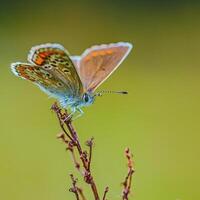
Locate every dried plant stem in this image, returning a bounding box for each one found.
[86,138,93,171]
[52,102,135,200]
[102,187,109,200]
[52,103,100,200]
[68,143,81,173]
[122,148,135,200]
[77,187,87,200]
[69,174,87,200]
[69,174,80,200]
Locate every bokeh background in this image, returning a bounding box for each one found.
[0,0,200,199]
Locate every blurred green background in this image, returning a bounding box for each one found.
[0,0,200,199]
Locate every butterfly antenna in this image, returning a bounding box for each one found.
[95,90,128,97]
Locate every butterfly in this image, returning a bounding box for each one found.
[11,42,133,119]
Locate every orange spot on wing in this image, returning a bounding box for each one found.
[99,50,106,56]
[17,66,26,71]
[39,50,65,57]
[39,52,49,58]
[85,56,91,61]
[106,50,113,54]
[35,57,44,65]
[35,50,65,65]
[20,71,28,76]
[91,51,107,57]
[92,52,98,57]
[23,74,31,79]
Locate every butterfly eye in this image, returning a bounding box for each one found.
[83,93,89,103]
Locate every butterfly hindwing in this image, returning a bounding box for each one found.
[11,62,70,98]
[77,42,133,92]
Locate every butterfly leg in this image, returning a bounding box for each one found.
[72,108,84,121]
[63,107,76,122]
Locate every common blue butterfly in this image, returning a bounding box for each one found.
[11,42,133,118]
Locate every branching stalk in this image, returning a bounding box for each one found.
[52,102,135,200]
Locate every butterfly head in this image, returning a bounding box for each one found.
[81,92,95,106]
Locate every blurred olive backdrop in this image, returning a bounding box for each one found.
[0,0,200,200]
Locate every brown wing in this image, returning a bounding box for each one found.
[70,55,81,75]
[78,42,133,92]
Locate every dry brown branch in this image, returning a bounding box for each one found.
[122,148,135,200]
[102,186,109,200]
[69,174,80,200]
[52,102,135,200]
[52,103,100,200]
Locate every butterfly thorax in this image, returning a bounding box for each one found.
[59,92,95,110]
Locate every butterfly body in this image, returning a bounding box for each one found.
[11,42,133,118]
[58,92,94,110]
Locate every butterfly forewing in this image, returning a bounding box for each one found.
[70,56,81,75]
[28,43,83,96]
[78,42,132,92]
[11,63,73,98]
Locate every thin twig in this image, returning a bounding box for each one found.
[77,187,87,200]
[86,138,94,171]
[57,132,81,173]
[67,142,81,173]
[122,148,135,200]
[53,102,135,200]
[57,132,69,144]
[102,186,109,200]
[51,103,74,141]
[69,174,80,200]
[52,102,100,200]
[66,121,83,153]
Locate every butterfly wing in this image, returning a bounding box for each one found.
[70,56,81,68]
[28,43,83,96]
[11,62,71,98]
[76,42,133,92]
[70,55,81,75]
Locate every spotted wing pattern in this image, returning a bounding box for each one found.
[28,43,83,96]
[76,42,133,92]
[11,62,71,98]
